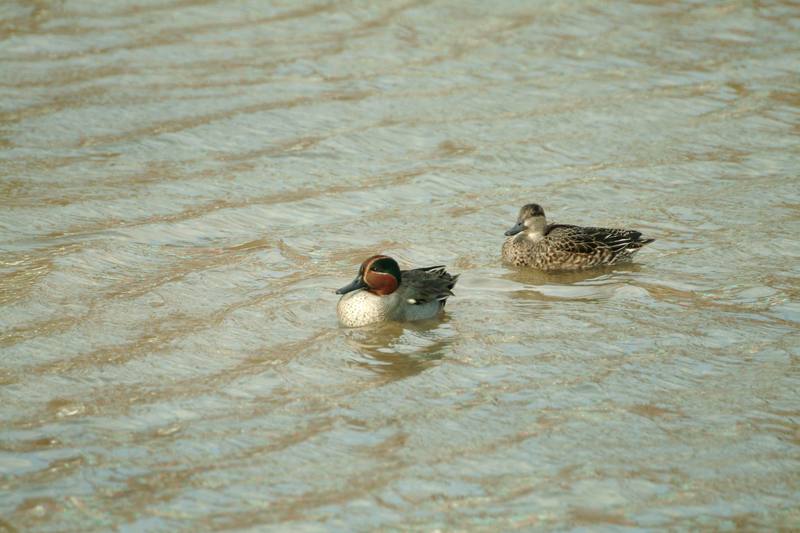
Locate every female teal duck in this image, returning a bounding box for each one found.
[336,255,458,327]
[502,203,655,271]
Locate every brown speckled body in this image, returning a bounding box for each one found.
[502,204,654,271]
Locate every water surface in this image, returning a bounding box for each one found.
[1,1,799,530]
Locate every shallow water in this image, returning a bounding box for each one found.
[1,1,799,530]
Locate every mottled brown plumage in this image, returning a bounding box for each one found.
[502,203,655,271]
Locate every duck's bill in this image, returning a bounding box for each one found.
[504,221,525,236]
[335,276,367,295]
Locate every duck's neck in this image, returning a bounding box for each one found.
[525,216,547,239]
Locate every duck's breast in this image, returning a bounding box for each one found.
[337,290,391,327]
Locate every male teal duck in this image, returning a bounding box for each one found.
[502,203,655,271]
[336,255,458,327]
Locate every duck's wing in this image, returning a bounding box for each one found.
[401,266,459,305]
[545,224,655,256]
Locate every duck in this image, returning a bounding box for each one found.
[335,255,458,327]
[502,203,655,271]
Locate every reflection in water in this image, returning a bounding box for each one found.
[506,263,643,286]
[503,263,647,302]
[344,320,454,381]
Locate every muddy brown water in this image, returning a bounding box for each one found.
[1,1,799,530]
